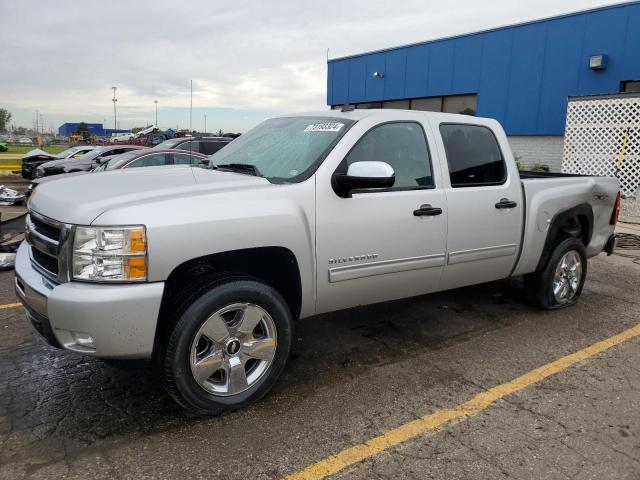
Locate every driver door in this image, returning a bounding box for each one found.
[315,120,447,314]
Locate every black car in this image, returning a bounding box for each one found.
[21,145,95,179]
[153,136,232,155]
[34,145,143,178]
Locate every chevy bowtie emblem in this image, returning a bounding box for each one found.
[226,339,241,355]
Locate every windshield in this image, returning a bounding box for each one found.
[102,151,139,171]
[57,146,83,158]
[208,116,354,181]
[72,146,111,162]
[154,138,183,149]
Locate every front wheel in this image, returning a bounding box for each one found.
[526,237,587,310]
[159,279,293,415]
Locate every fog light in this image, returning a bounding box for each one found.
[72,332,95,348]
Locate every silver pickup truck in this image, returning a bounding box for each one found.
[16,109,620,414]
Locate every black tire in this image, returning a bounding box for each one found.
[526,237,587,310]
[159,279,293,415]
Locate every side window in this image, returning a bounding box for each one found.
[173,153,201,165]
[177,141,199,152]
[127,153,167,168]
[343,122,433,189]
[439,124,506,187]
[201,141,227,155]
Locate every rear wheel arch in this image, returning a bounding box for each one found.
[536,203,593,272]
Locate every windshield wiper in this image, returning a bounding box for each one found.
[215,163,263,177]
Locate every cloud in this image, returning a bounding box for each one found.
[0,0,621,131]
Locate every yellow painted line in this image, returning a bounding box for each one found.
[0,164,21,170]
[0,302,22,310]
[285,323,640,480]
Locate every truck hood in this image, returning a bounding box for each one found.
[28,165,272,225]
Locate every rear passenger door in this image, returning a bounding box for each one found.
[436,122,522,290]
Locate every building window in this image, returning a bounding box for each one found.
[442,95,477,116]
[621,81,640,93]
[382,100,411,109]
[331,94,477,115]
[356,102,383,109]
[410,97,443,112]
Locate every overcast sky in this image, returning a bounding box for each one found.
[0,0,628,133]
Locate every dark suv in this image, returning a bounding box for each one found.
[153,136,232,155]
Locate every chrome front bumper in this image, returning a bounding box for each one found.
[15,242,165,359]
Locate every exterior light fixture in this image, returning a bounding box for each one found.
[589,55,607,70]
[372,71,384,78]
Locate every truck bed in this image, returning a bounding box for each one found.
[513,173,618,277]
[519,170,591,179]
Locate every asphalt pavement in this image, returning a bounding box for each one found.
[0,215,639,479]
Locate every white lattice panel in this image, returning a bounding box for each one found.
[562,95,640,196]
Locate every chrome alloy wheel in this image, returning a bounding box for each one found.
[189,303,277,396]
[552,250,583,304]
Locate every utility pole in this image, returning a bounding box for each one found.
[189,80,193,133]
[203,114,207,134]
[35,110,39,134]
[154,100,159,127]
[111,86,118,131]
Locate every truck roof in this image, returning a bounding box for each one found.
[280,109,493,123]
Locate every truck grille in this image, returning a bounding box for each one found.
[25,211,69,281]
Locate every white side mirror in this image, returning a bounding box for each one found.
[347,161,395,178]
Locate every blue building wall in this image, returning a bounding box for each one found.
[327,2,640,135]
[58,123,130,137]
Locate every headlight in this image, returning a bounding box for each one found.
[72,226,147,282]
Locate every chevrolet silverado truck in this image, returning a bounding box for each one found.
[16,109,620,414]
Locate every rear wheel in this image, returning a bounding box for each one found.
[526,237,587,310]
[159,279,293,415]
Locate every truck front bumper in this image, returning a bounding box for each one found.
[15,242,165,359]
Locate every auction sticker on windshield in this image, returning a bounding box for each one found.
[304,122,344,132]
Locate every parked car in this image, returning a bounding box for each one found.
[18,137,33,145]
[111,132,135,143]
[0,141,8,152]
[21,145,96,179]
[33,145,143,178]
[26,149,208,196]
[154,136,232,155]
[17,110,619,415]
[93,148,208,171]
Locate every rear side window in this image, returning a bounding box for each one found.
[173,153,201,165]
[127,153,168,168]
[439,124,506,187]
[201,141,228,155]
[177,141,199,153]
[344,122,433,189]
